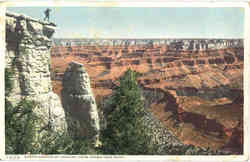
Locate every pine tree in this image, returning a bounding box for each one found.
[100,69,156,155]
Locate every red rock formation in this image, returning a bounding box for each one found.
[50,43,243,154]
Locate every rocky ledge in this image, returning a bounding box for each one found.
[5,12,67,134]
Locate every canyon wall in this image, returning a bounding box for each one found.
[50,38,243,153]
[5,12,67,134]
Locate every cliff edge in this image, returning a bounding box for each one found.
[5,12,67,133]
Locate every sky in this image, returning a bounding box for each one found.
[7,7,244,38]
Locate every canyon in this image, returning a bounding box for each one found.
[5,10,244,155]
[51,38,244,154]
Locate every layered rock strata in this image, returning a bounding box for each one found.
[53,38,243,51]
[61,61,100,146]
[50,42,243,153]
[5,12,67,133]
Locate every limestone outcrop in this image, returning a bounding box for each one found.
[5,12,67,133]
[61,61,100,146]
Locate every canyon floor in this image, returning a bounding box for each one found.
[50,44,243,154]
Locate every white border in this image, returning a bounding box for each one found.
[0,1,249,161]
[2,1,247,7]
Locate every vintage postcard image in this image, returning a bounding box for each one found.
[0,1,248,161]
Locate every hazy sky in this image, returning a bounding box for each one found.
[8,7,244,38]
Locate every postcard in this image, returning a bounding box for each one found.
[0,1,249,161]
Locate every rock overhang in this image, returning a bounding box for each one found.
[6,11,57,39]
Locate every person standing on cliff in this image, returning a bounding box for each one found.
[44,8,51,22]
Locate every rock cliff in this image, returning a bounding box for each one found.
[61,61,100,146]
[5,12,67,133]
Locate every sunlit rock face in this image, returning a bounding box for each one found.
[5,12,67,134]
[61,61,100,146]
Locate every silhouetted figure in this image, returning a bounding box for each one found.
[44,8,51,22]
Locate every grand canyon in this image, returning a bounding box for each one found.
[5,7,244,155]
[50,38,244,154]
